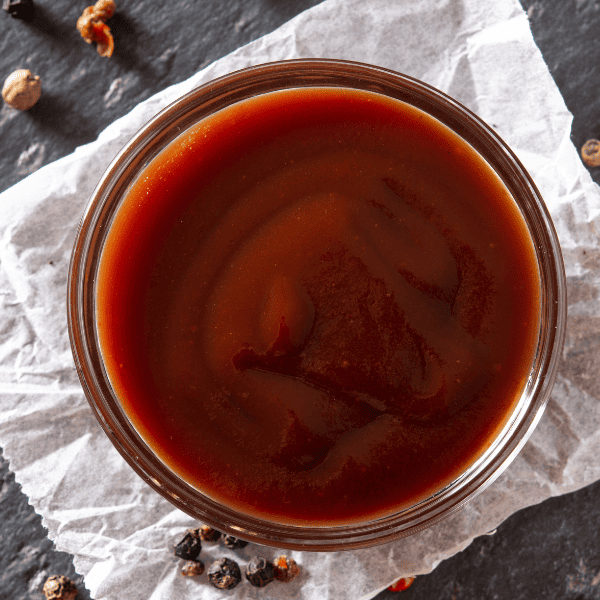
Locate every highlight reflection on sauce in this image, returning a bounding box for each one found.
[97,88,540,525]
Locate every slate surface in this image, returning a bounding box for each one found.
[0,0,323,194]
[1,0,600,599]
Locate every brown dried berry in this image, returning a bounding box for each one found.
[173,529,202,560]
[245,556,275,587]
[221,533,248,549]
[208,557,242,590]
[581,139,600,168]
[2,69,41,110]
[273,554,300,582]
[181,560,205,577]
[42,575,78,600]
[198,524,221,542]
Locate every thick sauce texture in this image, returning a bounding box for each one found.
[97,88,540,525]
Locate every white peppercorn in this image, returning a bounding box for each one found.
[2,68,41,110]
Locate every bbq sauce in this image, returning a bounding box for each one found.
[96,88,540,525]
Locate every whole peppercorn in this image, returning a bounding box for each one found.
[173,529,202,560]
[42,575,78,600]
[2,69,41,110]
[245,556,275,588]
[2,0,34,21]
[198,524,221,542]
[208,557,242,590]
[387,576,416,592]
[181,559,205,577]
[273,554,300,582]
[221,533,248,549]
[581,139,600,168]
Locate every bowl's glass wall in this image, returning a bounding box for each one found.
[68,59,566,550]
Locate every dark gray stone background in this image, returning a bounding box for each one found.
[1,0,599,598]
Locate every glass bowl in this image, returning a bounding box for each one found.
[67,59,566,551]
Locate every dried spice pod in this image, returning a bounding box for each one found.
[42,575,78,600]
[2,69,41,110]
[2,0,34,21]
[198,524,221,542]
[181,560,205,577]
[387,576,416,592]
[221,533,248,549]
[76,0,116,57]
[173,529,202,560]
[273,554,300,582]
[208,557,242,590]
[581,139,600,168]
[245,556,275,587]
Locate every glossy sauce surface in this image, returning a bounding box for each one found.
[97,88,540,525]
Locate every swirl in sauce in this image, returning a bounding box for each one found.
[97,88,540,525]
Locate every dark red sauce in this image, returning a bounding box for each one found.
[96,88,540,525]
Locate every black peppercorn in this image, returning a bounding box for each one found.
[173,529,202,560]
[198,524,221,542]
[208,557,242,590]
[221,534,248,549]
[245,556,275,587]
[2,0,35,21]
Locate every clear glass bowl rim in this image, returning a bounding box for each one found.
[67,58,567,551]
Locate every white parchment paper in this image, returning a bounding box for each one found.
[1,0,600,598]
